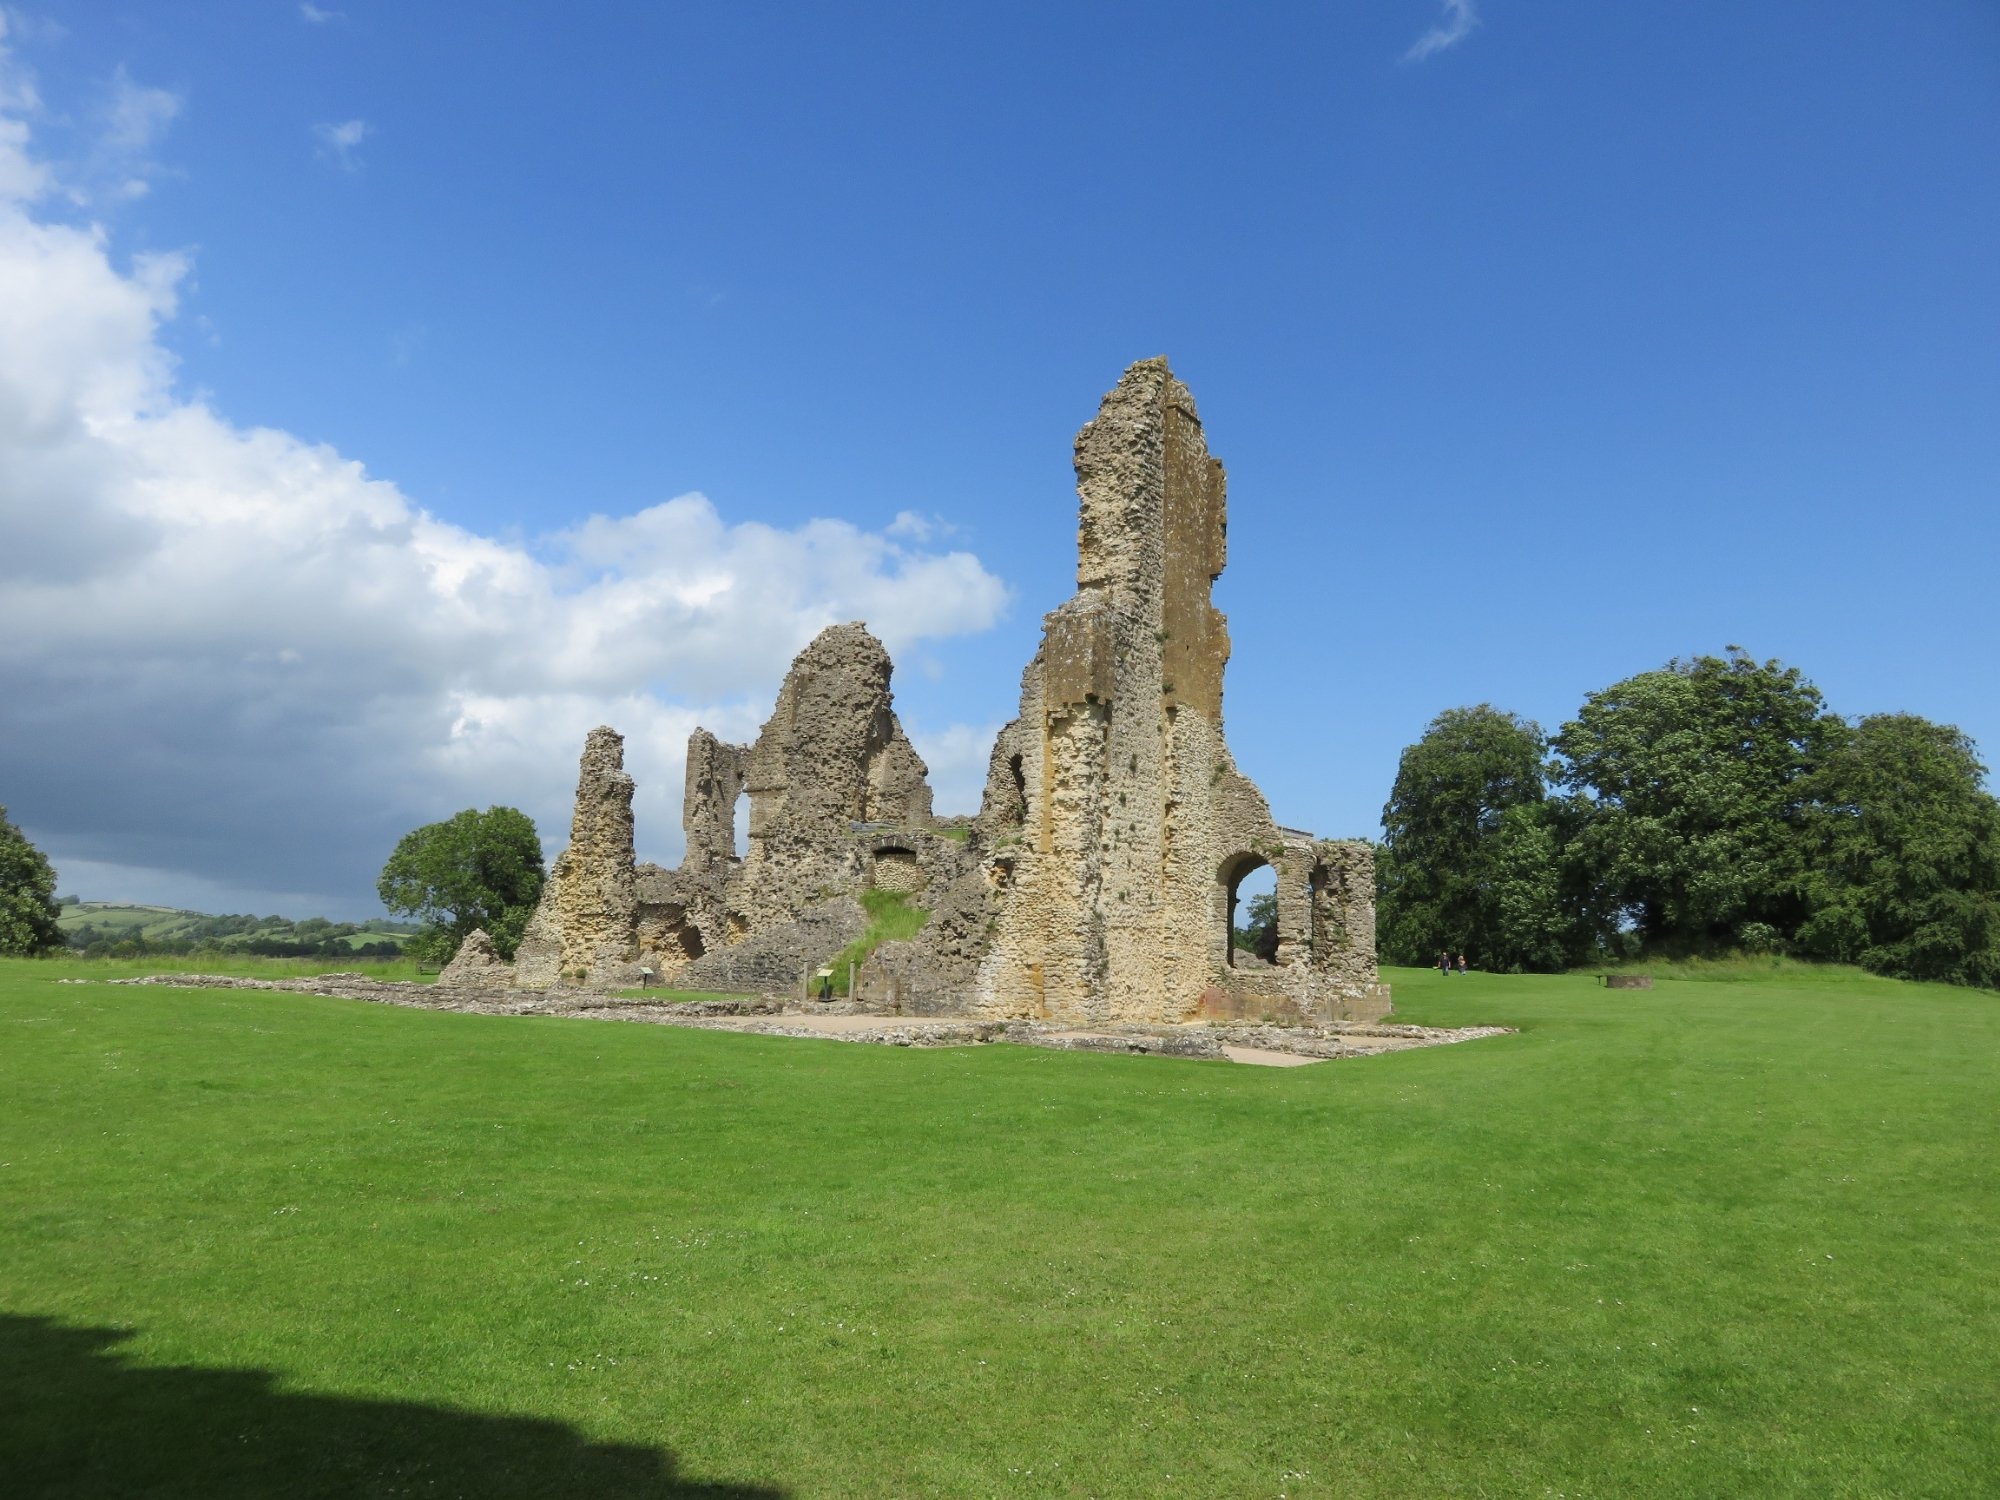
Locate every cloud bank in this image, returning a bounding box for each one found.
[0,36,1010,916]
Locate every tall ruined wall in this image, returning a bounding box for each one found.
[513,726,645,989]
[939,357,1384,1024]
[682,729,746,871]
[729,623,933,928]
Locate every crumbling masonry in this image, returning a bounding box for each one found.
[475,358,1389,1025]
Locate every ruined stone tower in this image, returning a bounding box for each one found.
[946,357,1380,1023]
[512,726,643,989]
[467,357,1383,1023]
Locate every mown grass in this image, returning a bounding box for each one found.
[5,951,432,982]
[825,888,929,995]
[1,957,1995,1497]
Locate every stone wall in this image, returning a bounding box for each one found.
[501,624,954,995]
[882,357,1384,1023]
[471,358,1384,1023]
[682,729,746,871]
[512,726,646,990]
[675,897,868,995]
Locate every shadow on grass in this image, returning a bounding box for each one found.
[0,1314,783,1499]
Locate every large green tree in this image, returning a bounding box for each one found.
[0,805,64,956]
[377,806,545,964]
[1377,705,1573,970]
[1553,649,1839,954]
[1795,714,2000,987]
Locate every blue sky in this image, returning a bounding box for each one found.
[0,1,1995,918]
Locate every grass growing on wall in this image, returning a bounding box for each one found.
[1,957,1995,1496]
[824,888,930,995]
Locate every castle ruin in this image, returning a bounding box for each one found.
[479,358,1388,1025]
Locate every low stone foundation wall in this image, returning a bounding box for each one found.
[1198,971,1394,1026]
[105,974,1501,1062]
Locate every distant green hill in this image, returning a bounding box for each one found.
[56,902,419,958]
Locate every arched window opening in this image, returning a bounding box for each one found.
[1225,857,1278,969]
[731,789,748,861]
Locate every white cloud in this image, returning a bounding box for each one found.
[0,15,47,200]
[0,30,181,207]
[299,2,345,22]
[1404,0,1479,63]
[67,68,181,205]
[908,721,1006,817]
[101,67,178,156]
[0,67,1011,916]
[886,509,958,544]
[313,117,370,171]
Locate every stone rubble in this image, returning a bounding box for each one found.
[435,927,508,988]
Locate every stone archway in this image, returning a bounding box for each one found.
[1218,852,1276,969]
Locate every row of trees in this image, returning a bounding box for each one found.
[1378,649,2000,987]
[60,906,420,957]
[62,926,411,960]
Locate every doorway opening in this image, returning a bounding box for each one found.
[1223,856,1277,968]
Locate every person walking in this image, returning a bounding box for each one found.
[1457,952,1468,976]
[1439,949,1452,977]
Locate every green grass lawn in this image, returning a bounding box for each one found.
[6,952,434,982]
[2,958,1995,1497]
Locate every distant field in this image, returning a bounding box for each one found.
[1,958,1994,1496]
[56,902,417,954]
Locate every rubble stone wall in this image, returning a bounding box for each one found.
[675,897,867,995]
[513,726,645,989]
[682,730,747,870]
[914,357,1382,1024]
[470,358,1383,1022]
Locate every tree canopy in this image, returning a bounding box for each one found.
[1377,651,2000,987]
[1552,649,1840,952]
[377,807,545,964]
[0,806,63,956]
[1376,705,1568,970]
[1233,889,1278,961]
[1794,714,2000,987]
